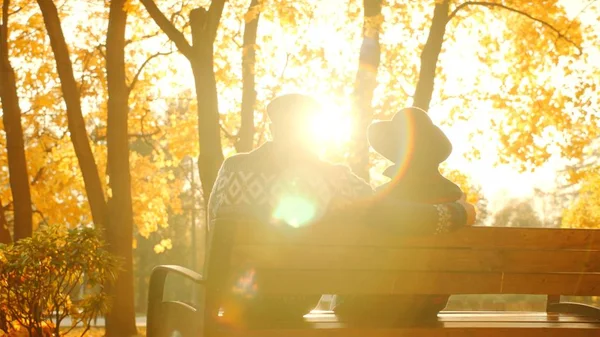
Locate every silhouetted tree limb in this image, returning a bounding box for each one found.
[128,50,173,92]
[413,0,449,111]
[139,0,193,58]
[449,1,582,54]
[236,0,260,153]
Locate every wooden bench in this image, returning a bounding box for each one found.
[146,219,600,336]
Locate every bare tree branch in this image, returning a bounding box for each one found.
[125,30,161,46]
[220,123,238,141]
[8,5,23,16]
[95,43,106,59]
[31,167,45,186]
[128,51,172,91]
[553,0,597,49]
[449,1,582,54]
[139,0,193,59]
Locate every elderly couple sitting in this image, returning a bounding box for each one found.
[207,94,477,326]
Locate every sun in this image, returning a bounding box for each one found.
[309,99,353,150]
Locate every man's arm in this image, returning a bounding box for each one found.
[366,198,469,235]
[206,160,229,231]
[334,166,473,235]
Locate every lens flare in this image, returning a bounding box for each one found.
[232,269,258,299]
[372,113,416,199]
[272,195,317,228]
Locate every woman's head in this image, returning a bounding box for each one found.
[368,107,452,168]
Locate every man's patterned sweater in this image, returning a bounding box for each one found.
[208,142,373,230]
[208,142,466,235]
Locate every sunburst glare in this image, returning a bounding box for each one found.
[309,99,353,151]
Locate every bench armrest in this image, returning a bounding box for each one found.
[151,265,205,284]
[147,265,205,337]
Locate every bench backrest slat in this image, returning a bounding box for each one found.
[212,219,600,298]
[234,223,600,250]
[231,246,600,273]
[227,270,600,296]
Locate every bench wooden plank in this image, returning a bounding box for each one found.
[231,246,600,273]
[438,312,600,323]
[232,223,600,250]
[219,326,600,337]
[148,220,600,337]
[213,312,600,336]
[303,311,600,323]
[234,270,600,296]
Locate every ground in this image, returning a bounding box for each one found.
[62,328,146,337]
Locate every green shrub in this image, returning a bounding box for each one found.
[0,225,120,337]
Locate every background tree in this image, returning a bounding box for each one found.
[0,196,10,243]
[493,198,543,228]
[563,171,600,229]
[349,0,382,180]
[140,0,226,204]
[36,0,107,229]
[104,0,137,334]
[236,0,260,153]
[0,0,33,240]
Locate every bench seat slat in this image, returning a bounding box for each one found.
[233,270,600,296]
[212,312,600,337]
[439,312,600,323]
[218,326,600,337]
[233,224,600,250]
[231,246,600,273]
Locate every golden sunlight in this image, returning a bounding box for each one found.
[309,99,353,149]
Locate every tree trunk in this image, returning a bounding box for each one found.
[139,0,226,205]
[412,0,449,111]
[0,0,33,240]
[236,0,260,153]
[349,0,382,181]
[190,6,225,204]
[135,234,149,314]
[0,197,11,244]
[105,0,137,335]
[36,0,108,228]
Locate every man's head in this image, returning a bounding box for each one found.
[267,94,321,152]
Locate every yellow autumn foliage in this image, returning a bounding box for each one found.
[0,0,599,243]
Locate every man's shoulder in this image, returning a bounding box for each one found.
[221,152,250,168]
[221,144,272,172]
